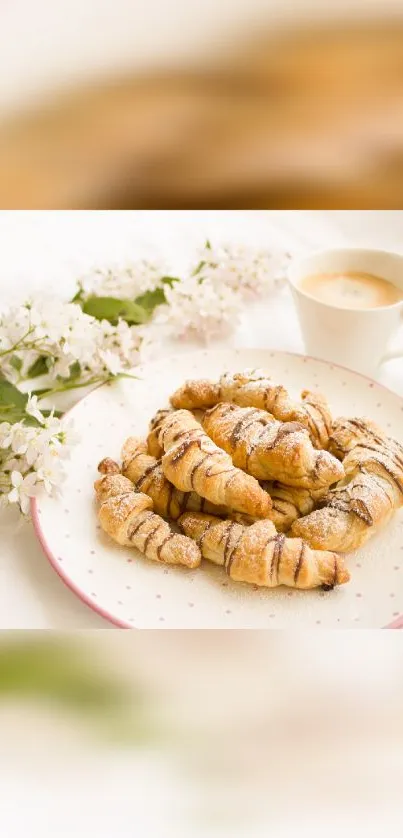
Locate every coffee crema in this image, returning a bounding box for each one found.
[299,271,403,310]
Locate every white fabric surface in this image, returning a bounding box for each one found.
[1,209,403,628]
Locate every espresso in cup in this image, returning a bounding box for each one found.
[299,271,403,310]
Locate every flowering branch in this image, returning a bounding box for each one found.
[0,242,288,515]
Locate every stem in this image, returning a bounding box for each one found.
[0,328,34,358]
[37,376,108,400]
[36,371,138,401]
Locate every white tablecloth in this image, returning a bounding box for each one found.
[1,210,403,628]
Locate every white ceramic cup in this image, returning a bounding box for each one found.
[288,248,403,377]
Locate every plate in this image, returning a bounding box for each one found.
[32,349,403,628]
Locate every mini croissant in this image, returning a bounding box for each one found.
[170,368,332,448]
[179,512,349,590]
[291,419,403,552]
[120,437,231,520]
[156,409,273,519]
[329,416,403,463]
[94,469,201,568]
[263,480,325,533]
[202,402,344,489]
[112,437,306,532]
[147,408,173,458]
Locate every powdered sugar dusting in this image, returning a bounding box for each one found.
[33,348,403,627]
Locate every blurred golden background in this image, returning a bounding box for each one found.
[2,2,403,208]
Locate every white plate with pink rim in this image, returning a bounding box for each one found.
[31,348,403,629]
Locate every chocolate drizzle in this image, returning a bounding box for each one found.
[156,533,173,559]
[229,410,261,447]
[294,541,305,583]
[223,523,237,572]
[270,534,285,582]
[322,554,338,591]
[170,436,202,465]
[143,523,162,551]
[135,461,160,490]
[196,520,214,548]
[128,511,154,541]
[190,453,210,488]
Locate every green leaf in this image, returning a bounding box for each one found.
[9,355,23,373]
[65,360,81,381]
[29,387,52,397]
[161,275,180,288]
[22,414,43,427]
[0,380,27,410]
[82,296,149,325]
[134,276,180,315]
[134,287,165,311]
[27,355,49,378]
[71,285,85,304]
[40,409,63,418]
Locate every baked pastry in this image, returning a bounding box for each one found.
[147,408,174,458]
[156,409,273,518]
[170,369,332,447]
[94,468,201,568]
[291,421,403,551]
[328,416,403,462]
[120,436,231,519]
[202,402,344,488]
[263,480,324,533]
[179,512,349,589]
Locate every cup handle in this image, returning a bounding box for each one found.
[380,307,403,364]
[381,347,403,363]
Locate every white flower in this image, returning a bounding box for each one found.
[26,393,45,424]
[162,276,242,340]
[57,418,80,449]
[52,354,75,379]
[78,260,169,300]
[98,349,124,376]
[11,425,36,456]
[43,413,62,435]
[8,470,38,513]
[190,243,289,300]
[36,450,65,495]
[2,456,22,473]
[24,429,51,467]
[0,422,14,448]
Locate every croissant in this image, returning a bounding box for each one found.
[94,469,201,568]
[120,436,231,519]
[290,428,403,552]
[329,416,403,464]
[170,369,332,448]
[156,409,273,518]
[202,402,344,489]
[147,408,173,458]
[263,480,324,532]
[179,512,349,589]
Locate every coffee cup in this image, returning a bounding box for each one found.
[288,248,403,377]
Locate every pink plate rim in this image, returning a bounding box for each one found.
[31,348,403,630]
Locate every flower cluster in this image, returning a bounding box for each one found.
[190,242,289,300]
[160,276,242,341]
[0,396,78,514]
[0,298,142,386]
[77,259,170,300]
[159,242,288,340]
[0,241,289,515]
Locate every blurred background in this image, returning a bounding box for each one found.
[2,1,403,208]
[1,631,403,836]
